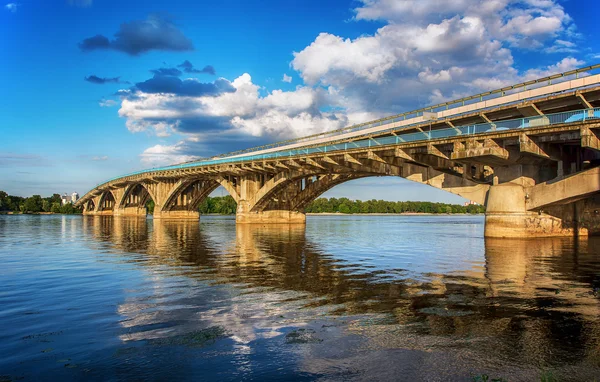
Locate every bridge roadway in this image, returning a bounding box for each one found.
[76,65,600,238]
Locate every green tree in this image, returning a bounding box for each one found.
[23,195,43,213]
[146,199,155,214]
[60,203,74,214]
[0,191,7,211]
[50,202,61,213]
[49,194,62,205]
[338,203,350,214]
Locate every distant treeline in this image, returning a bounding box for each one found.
[181,196,483,215]
[305,197,484,214]
[145,196,237,215]
[199,196,237,215]
[0,191,82,214]
[1,191,483,216]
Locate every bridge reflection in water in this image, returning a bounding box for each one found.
[81,216,600,379]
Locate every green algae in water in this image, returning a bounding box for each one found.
[149,326,227,347]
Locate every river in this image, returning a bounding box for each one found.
[0,215,599,381]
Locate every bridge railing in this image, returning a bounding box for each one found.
[93,107,600,188]
[177,64,600,162]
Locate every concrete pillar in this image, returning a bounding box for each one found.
[484,183,587,238]
[236,209,306,224]
[235,175,306,224]
[153,210,200,220]
[114,206,147,217]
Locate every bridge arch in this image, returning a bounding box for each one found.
[96,189,117,213]
[83,199,96,214]
[216,176,240,202]
[159,178,220,213]
[118,183,153,209]
[290,173,370,211]
[244,161,488,216]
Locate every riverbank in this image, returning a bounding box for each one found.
[0,212,80,215]
[307,212,483,216]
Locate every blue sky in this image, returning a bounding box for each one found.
[1,0,599,203]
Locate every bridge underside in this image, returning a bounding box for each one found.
[78,86,600,238]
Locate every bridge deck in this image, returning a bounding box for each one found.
[223,74,600,160]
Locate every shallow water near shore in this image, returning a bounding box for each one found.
[0,214,599,381]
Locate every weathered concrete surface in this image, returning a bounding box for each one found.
[236,210,306,224]
[153,210,200,220]
[544,194,600,236]
[526,167,600,210]
[114,206,147,217]
[485,212,587,238]
[85,210,115,216]
[484,183,590,238]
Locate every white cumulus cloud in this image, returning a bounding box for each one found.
[114,0,585,165]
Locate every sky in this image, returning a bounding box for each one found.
[1,0,599,203]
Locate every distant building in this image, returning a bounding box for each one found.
[463,200,479,206]
[61,192,79,205]
[61,194,70,205]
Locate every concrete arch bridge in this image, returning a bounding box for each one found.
[76,65,600,238]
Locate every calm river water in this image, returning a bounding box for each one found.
[0,215,599,381]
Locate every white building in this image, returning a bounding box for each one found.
[61,192,79,205]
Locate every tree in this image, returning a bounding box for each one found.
[42,200,50,212]
[51,202,61,213]
[146,199,155,214]
[338,203,350,214]
[60,203,74,214]
[23,195,43,213]
[49,194,62,205]
[0,191,7,211]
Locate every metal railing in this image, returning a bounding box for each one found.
[178,63,600,162]
[92,107,599,189]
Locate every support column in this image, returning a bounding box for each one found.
[235,175,306,224]
[153,209,200,220]
[149,180,199,220]
[236,209,306,224]
[484,183,587,238]
[114,206,147,217]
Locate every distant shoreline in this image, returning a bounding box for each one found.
[307,212,483,216]
[0,212,79,215]
[0,212,484,217]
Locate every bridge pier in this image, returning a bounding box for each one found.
[484,183,590,238]
[153,209,200,220]
[114,206,147,217]
[236,209,306,224]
